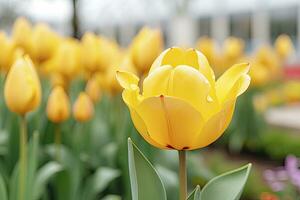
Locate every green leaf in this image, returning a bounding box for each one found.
[187,185,201,200]
[128,138,167,200]
[33,161,63,200]
[101,195,121,200]
[200,164,252,200]
[81,167,120,199]
[0,171,7,200]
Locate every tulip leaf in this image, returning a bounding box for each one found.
[0,171,7,200]
[33,161,63,200]
[187,185,201,200]
[81,167,120,199]
[128,138,167,200]
[200,164,252,200]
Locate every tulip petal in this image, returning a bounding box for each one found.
[191,100,235,149]
[216,63,250,103]
[129,107,168,149]
[136,96,204,150]
[161,47,199,70]
[170,65,219,119]
[143,65,173,97]
[116,70,139,89]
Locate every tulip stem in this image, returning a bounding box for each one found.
[54,125,61,161]
[19,116,27,200]
[178,150,187,200]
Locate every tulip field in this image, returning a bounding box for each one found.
[0,17,300,200]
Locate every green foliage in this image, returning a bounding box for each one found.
[128,138,167,200]
[200,164,251,200]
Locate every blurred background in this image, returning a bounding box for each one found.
[1,0,300,200]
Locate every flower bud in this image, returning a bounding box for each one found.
[47,86,70,123]
[4,56,41,115]
[73,92,94,122]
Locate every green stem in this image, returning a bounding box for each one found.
[54,124,61,162]
[178,150,187,200]
[19,115,27,200]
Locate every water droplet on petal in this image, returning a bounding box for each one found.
[207,96,213,103]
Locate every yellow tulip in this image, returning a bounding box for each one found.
[73,92,94,122]
[0,32,16,72]
[12,17,32,52]
[116,47,250,150]
[98,36,121,72]
[104,53,137,95]
[255,45,281,79]
[130,27,163,75]
[31,23,60,63]
[223,37,244,60]
[249,61,270,87]
[81,32,102,73]
[52,39,81,79]
[85,76,102,103]
[274,34,294,61]
[47,86,70,123]
[196,37,217,65]
[4,56,41,115]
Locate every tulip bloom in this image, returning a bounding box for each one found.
[274,34,294,61]
[117,47,250,150]
[85,76,102,103]
[31,23,60,62]
[4,56,41,115]
[47,86,70,123]
[73,92,94,122]
[130,27,163,74]
[12,17,32,52]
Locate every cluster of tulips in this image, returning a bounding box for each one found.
[0,16,297,200]
[197,34,294,87]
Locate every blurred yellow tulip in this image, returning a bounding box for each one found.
[4,56,41,115]
[12,17,32,52]
[104,53,137,95]
[73,92,94,122]
[98,36,121,71]
[31,23,61,63]
[196,37,217,65]
[47,86,70,123]
[274,34,294,61]
[223,37,245,60]
[81,32,102,73]
[52,39,81,79]
[85,76,102,103]
[130,27,163,75]
[255,45,281,79]
[0,32,16,72]
[249,61,270,87]
[116,47,250,150]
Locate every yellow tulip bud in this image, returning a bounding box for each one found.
[53,39,81,79]
[12,17,32,52]
[47,86,70,123]
[4,56,41,115]
[104,53,137,95]
[0,32,16,72]
[31,23,60,62]
[196,37,217,65]
[223,37,244,60]
[73,92,94,122]
[81,32,102,73]
[85,76,102,103]
[116,47,250,150]
[130,27,163,74]
[274,34,294,61]
[98,36,121,71]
